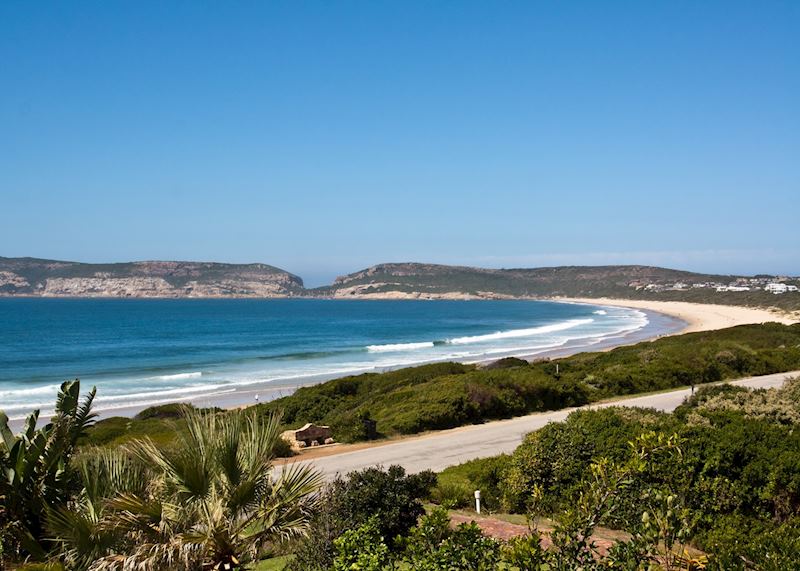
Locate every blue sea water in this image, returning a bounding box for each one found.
[0,298,660,419]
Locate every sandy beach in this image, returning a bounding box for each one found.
[559,298,798,333]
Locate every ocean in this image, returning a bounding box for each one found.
[0,298,681,420]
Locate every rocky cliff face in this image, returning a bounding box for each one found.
[0,258,304,298]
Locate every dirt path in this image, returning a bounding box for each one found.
[448,513,621,553]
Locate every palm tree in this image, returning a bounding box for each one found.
[46,448,153,570]
[0,380,96,561]
[86,408,323,570]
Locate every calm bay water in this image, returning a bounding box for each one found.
[0,298,666,419]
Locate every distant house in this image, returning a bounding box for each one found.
[281,423,334,448]
[716,285,750,292]
[766,283,788,294]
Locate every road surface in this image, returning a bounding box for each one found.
[279,370,799,480]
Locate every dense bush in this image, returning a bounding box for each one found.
[431,481,473,508]
[289,465,437,571]
[133,402,195,420]
[338,436,704,570]
[496,378,800,568]
[484,356,530,369]
[78,415,185,448]
[699,515,800,571]
[332,517,390,571]
[435,455,510,511]
[332,508,502,571]
[502,407,677,514]
[401,507,501,571]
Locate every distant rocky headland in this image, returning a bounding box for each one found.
[1,257,798,309]
[0,257,304,298]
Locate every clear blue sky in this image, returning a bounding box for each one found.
[2,1,798,285]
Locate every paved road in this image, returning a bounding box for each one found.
[280,371,799,480]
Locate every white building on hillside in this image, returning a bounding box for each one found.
[765,283,788,294]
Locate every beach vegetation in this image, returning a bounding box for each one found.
[79,404,295,458]
[0,386,322,570]
[432,378,800,569]
[309,435,701,570]
[0,380,96,561]
[259,323,800,442]
[331,517,391,571]
[433,455,510,511]
[84,408,321,570]
[288,465,436,571]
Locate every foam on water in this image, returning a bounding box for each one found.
[367,341,435,352]
[151,371,203,381]
[447,318,594,344]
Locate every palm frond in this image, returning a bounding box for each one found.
[95,409,323,569]
[71,385,98,440]
[256,462,324,542]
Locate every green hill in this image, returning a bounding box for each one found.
[323,263,726,297]
[321,262,800,310]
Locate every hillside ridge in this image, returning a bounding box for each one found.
[1,257,797,308]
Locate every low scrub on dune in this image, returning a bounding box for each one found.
[258,323,800,441]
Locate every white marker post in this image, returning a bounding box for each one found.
[474,490,481,515]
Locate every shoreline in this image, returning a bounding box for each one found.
[73,302,686,421]
[553,297,797,333]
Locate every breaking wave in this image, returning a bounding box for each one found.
[367,341,435,353]
[447,318,594,345]
[151,371,202,381]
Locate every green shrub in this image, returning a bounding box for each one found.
[673,383,750,419]
[493,377,800,566]
[133,402,195,420]
[436,455,510,511]
[79,415,183,448]
[289,465,436,571]
[332,517,391,571]
[401,507,501,571]
[484,356,529,369]
[431,482,472,508]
